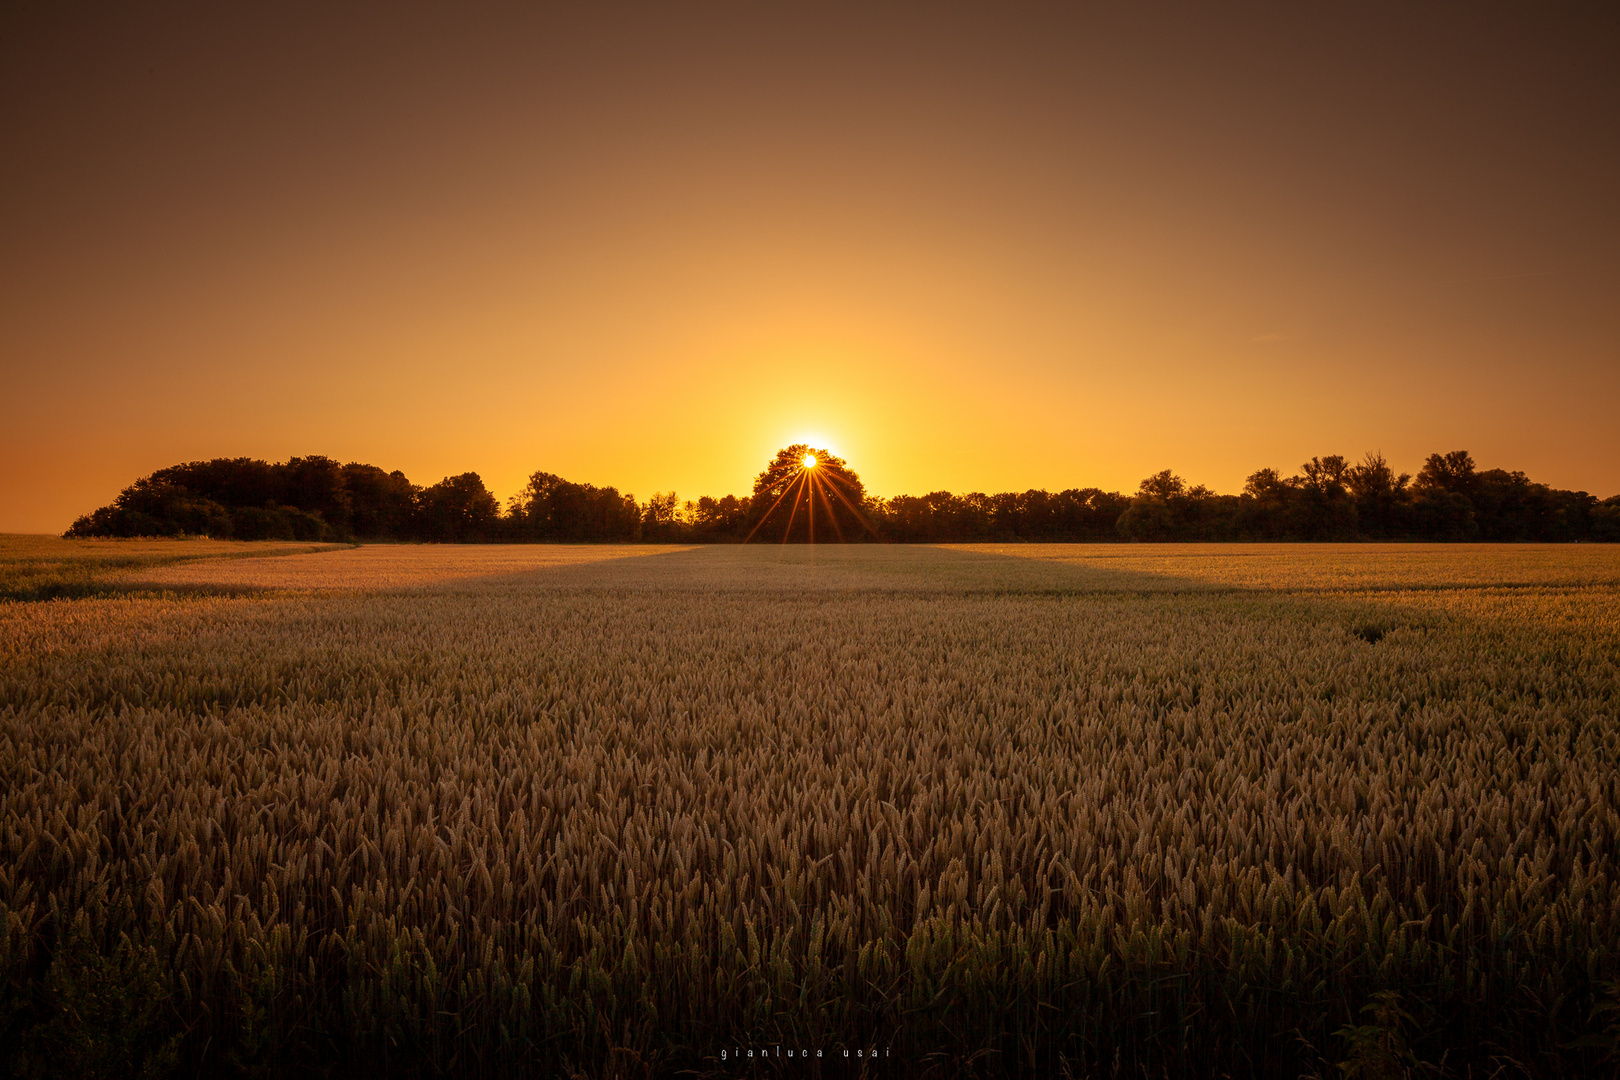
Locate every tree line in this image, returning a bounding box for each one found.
[63,457,637,544]
[65,449,1620,543]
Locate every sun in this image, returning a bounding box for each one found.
[802,453,817,469]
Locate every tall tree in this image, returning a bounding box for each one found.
[642,491,682,541]
[1411,450,1479,540]
[416,473,500,542]
[745,445,872,543]
[1297,455,1357,539]
[1238,467,1293,539]
[510,470,640,541]
[278,456,351,530]
[693,494,749,539]
[1118,471,1202,540]
[1346,452,1409,539]
[342,464,418,539]
[1416,450,1478,497]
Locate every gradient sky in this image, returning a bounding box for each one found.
[4,3,1617,532]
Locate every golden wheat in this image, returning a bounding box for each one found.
[953,541,1620,591]
[1,543,1616,1077]
[0,533,344,601]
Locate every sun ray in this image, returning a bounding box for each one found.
[815,469,878,537]
[779,469,811,545]
[811,470,846,543]
[741,466,805,544]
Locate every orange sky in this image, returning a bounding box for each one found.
[3,4,1617,532]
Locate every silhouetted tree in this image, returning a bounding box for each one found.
[229,503,334,541]
[1593,496,1620,542]
[65,455,375,540]
[1238,467,1293,539]
[342,464,418,539]
[1118,471,1205,541]
[1346,453,1409,539]
[745,445,872,542]
[280,456,351,531]
[66,480,235,538]
[416,473,500,542]
[877,491,983,542]
[1417,450,1478,499]
[642,491,682,541]
[693,494,750,539]
[508,471,641,541]
[1067,489,1134,538]
[1296,455,1357,539]
[145,458,280,510]
[1407,489,1477,540]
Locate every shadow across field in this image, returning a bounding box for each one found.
[99,539,1620,604]
[0,534,350,602]
[119,542,689,592]
[450,544,1620,664]
[447,543,1208,595]
[423,541,1620,597]
[953,540,1620,593]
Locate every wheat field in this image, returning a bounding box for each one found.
[2,543,1617,1077]
[0,534,347,602]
